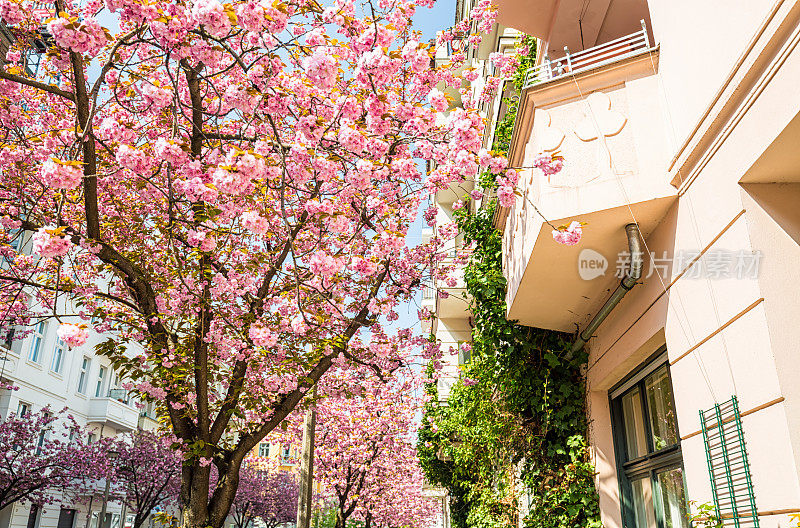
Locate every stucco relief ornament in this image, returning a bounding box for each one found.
[573,91,627,183]
[574,92,626,141]
[539,110,565,152]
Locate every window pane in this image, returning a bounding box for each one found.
[95,367,106,397]
[29,335,41,362]
[51,340,64,373]
[621,388,648,460]
[656,468,689,528]
[630,477,656,528]
[644,366,678,452]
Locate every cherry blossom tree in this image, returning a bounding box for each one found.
[0,402,101,510]
[113,430,182,528]
[229,465,297,528]
[311,374,436,528]
[0,0,508,526]
[260,471,298,528]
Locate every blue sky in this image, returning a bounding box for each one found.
[413,0,456,42]
[391,2,457,334]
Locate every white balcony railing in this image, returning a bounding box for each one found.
[88,396,139,431]
[523,20,651,88]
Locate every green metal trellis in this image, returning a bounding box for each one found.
[699,396,759,528]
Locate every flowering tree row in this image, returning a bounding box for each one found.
[0,400,178,525]
[0,0,514,524]
[227,464,298,528]
[306,372,436,528]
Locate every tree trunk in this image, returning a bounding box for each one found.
[180,459,243,528]
[132,512,148,528]
[334,509,347,528]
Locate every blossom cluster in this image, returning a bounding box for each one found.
[57,323,90,347]
[532,153,565,177]
[48,16,108,56]
[552,221,584,246]
[40,159,83,189]
[32,227,72,258]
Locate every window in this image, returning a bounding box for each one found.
[57,508,76,528]
[95,366,107,397]
[457,341,470,366]
[17,401,30,417]
[27,504,39,528]
[282,446,291,463]
[51,338,66,374]
[610,352,688,528]
[87,432,96,444]
[27,321,45,363]
[77,356,90,394]
[258,442,270,458]
[1,326,15,351]
[36,412,50,454]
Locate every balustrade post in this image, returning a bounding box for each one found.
[641,19,650,47]
[564,46,572,72]
[543,54,552,81]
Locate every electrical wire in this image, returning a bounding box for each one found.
[564,59,719,402]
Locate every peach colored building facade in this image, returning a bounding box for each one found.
[492,1,800,527]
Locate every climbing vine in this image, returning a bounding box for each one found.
[417,203,601,528]
[417,36,602,528]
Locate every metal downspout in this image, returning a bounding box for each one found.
[570,223,642,355]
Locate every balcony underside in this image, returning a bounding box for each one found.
[493,0,556,39]
[506,196,675,332]
[437,287,470,319]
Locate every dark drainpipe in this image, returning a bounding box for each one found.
[570,223,643,355]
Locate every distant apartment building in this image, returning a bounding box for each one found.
[0,231,158,528]
[250,439,301,474]
[421,3,522,527]
[488,0,800,527]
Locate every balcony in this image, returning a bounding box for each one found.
[497,24,675,332]
[87,394,139,431]
[435,258,469,320]
[523,23,652,87]
[436,178,474,205]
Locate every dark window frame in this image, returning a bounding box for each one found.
[609,347,688,528]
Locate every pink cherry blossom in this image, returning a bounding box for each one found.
[249,325,278,347]
[40,159,83,189]
[552,221,584,246]
[533,153,565,176]
[188,230,217,252]
[303,50,338,89]
[57,323,89,347]
[32,227,73,257]
[0,0,24,25]
[497,183,516,207]
[240,211,269,234]
[48,16,108,56]
[192,0,231,37]
[141,84,173,109]
[428,88,448,112]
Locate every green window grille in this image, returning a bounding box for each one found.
[699,396,759,528]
